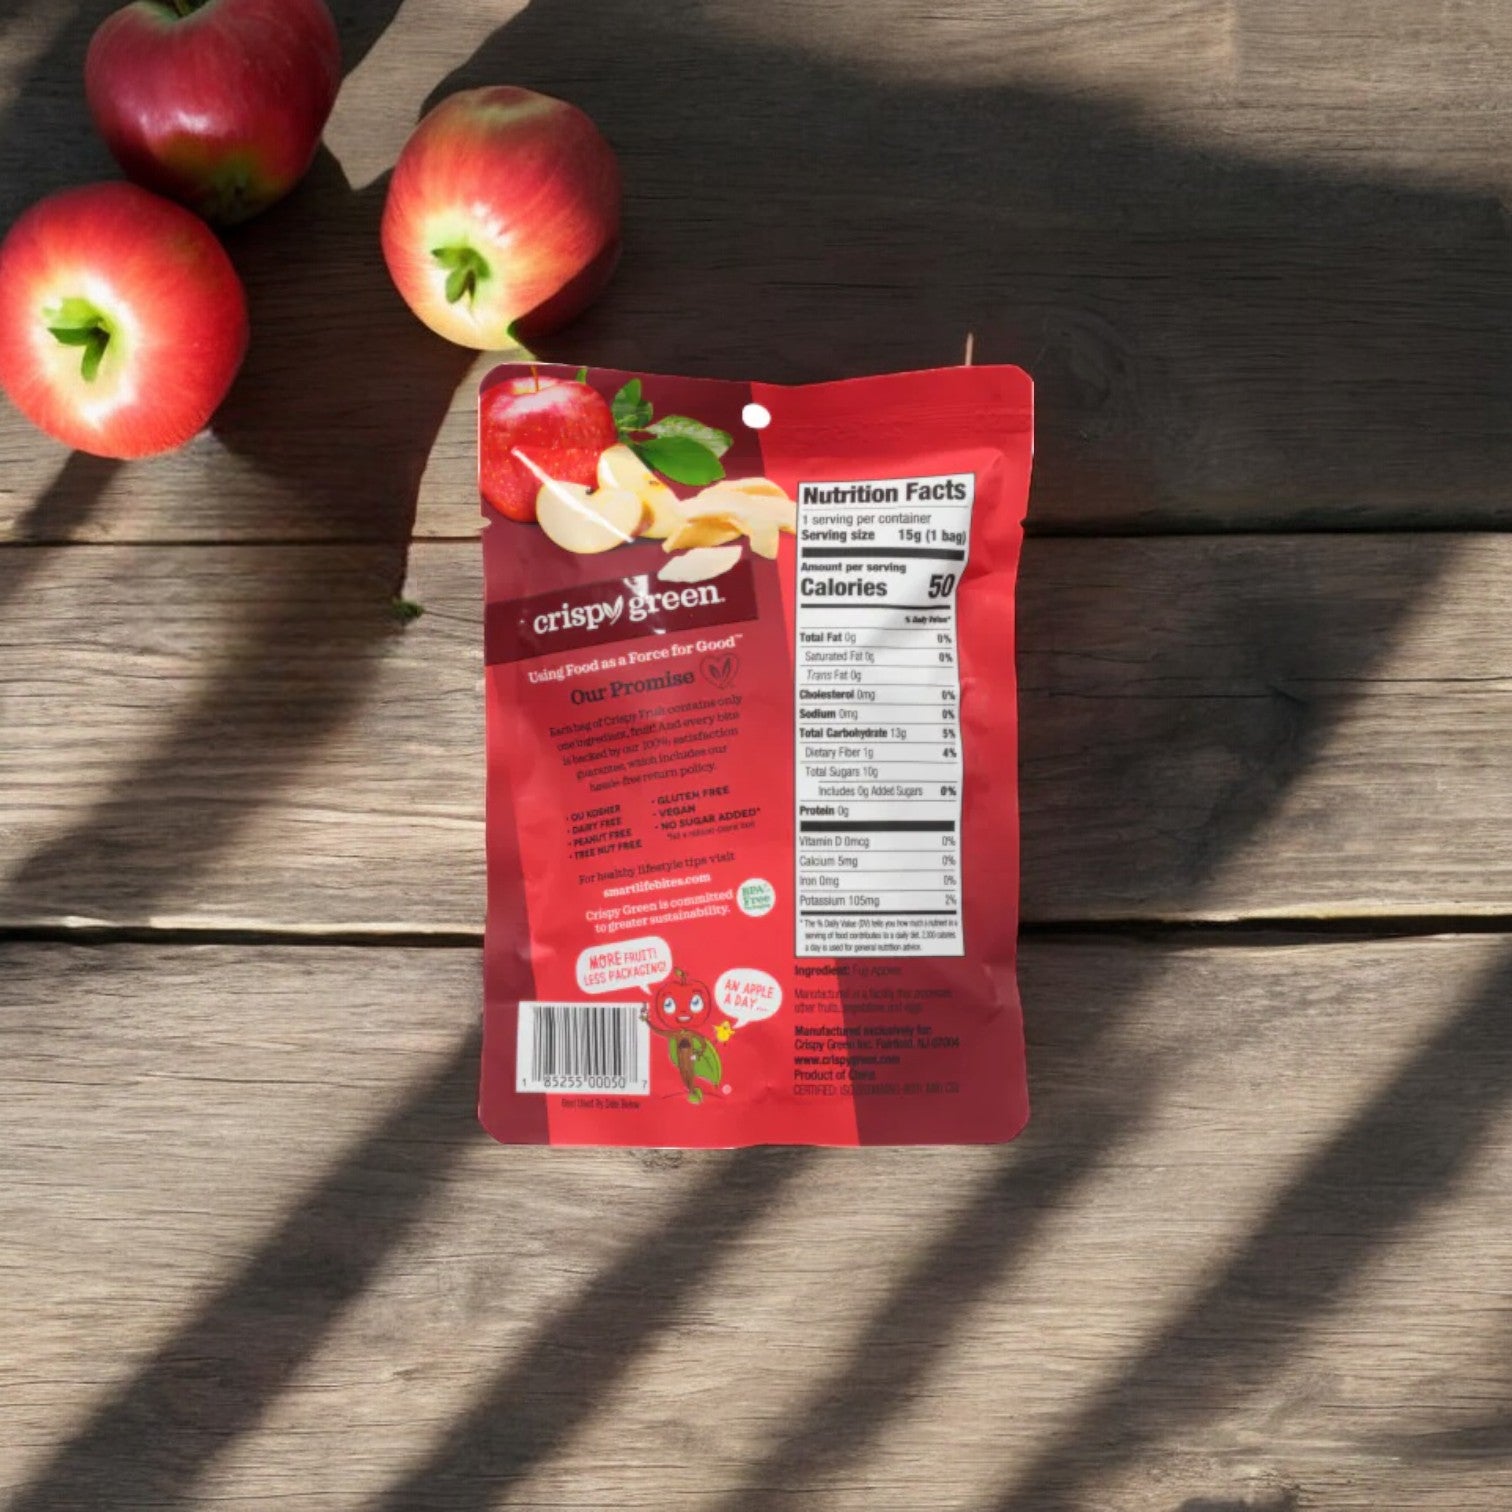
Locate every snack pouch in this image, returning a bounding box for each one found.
[479,363,1033,1146]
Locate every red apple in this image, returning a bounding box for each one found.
[0,183,249,458]
[85,0,341,225]
[382,86,620,349]
[479,372,617,522]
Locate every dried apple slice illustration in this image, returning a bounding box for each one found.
[596,443,686,538]
[536,481,644,554]
[714,477,790,502]
[658,546,742,583]
[664,513,745,551]
[745,519,781,559]
[684,478,796,538]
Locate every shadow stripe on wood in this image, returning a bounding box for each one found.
[5,7,1512,538]
[1,936,1509,1510]
[1,534,1508,931]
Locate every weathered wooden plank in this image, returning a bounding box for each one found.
[3,534,1509,930]
[2,936,1509,1509]
[4,1,1512,539]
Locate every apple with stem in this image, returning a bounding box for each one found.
[0,182,249,458]
[85,0,342,225]
[479,371,617,523]
[382,86,620,349]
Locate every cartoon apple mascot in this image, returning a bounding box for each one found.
[642,966,727,1105]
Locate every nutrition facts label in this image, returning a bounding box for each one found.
[793,472,973,957]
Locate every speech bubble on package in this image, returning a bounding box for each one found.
[576,936,673,995]
[715,967,783,1028]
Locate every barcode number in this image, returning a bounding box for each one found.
[516,1001,650,1096]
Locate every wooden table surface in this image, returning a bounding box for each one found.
[4,2,1511,1508]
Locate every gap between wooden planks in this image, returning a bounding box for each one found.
[2,534,1510,933]
[2,934,1509,1511]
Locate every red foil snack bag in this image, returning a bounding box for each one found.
[479,363,1033,1146]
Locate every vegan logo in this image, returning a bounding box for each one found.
[701,652,740,689]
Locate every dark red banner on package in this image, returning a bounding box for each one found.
[486,558,760,664]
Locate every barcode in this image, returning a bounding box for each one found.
[516,1001,650,1095]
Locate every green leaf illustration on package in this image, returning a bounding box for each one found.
[611,380,730,486]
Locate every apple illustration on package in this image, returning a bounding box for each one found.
[85,0,342,225]
[479,372,617,523]
[381,86,621,349]
[477,369,797,582]
[0,183,249,458]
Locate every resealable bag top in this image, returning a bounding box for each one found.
[478,362,1033,1146]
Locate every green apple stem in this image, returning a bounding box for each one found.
[426,245,541,359]
[170,0,209,17]
[431,244,491,307]
[47,302,113,383]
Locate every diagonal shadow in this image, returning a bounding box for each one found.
[0,0,406,226]
[2,0,1504,918]
[0,453,119,612]
[0,0,115,229]
[699,941,1189,1512]
[3,452,119,540]
[4,1022,486,1512]
[365,1147,813,1512]
[432,0,1512,533]
[978,946,1512,1512]
[3,1,1511,1508]
[0,6,496,1504]
[1378,1414,1512,1463]
[691,531,1459,1506]
[2,997,810,1512]
[0,530,413,927]
[0,2,475,928]
[702,932,1512,1510]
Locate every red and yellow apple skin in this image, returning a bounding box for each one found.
[478,374,618,522]
[85,0,341,226]
[381,86,621,350]
[0,183,249,458]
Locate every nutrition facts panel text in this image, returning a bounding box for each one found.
[793,472,973,957]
